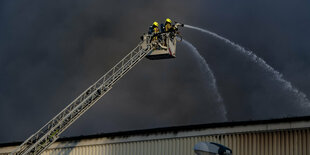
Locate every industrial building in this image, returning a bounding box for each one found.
[1,116,310,155]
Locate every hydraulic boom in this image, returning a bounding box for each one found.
[10,40,153,155]
[11,22,183,155]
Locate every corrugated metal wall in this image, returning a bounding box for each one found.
[40,128,310,155]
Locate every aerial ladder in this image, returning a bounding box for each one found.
[10,22,183,155]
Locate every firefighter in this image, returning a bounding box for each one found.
[150,21,160,41]
[164,18,173,32]
[163,18,176,45]
[148,22,159,34]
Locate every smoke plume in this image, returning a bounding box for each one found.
[0,0,310,143]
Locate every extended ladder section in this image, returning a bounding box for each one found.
[10,41,153,155]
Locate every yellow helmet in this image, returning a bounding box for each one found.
[166,18,172,23]
[153,21,159,27]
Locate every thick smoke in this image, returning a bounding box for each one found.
[1,0,310,143]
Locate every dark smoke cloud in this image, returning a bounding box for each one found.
[1,0,310,143]
[182,0,310,120]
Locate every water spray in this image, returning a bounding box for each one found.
[182,39,227,120]
[184,24,310,107]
